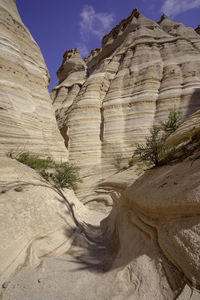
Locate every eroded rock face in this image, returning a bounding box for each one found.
[52,9,200,198]
[0,157,98,289]
[51,48,87,136]
[96,111,200,297]
[1,112,200,300]
[0,0,67,160]
[1,3,200,299]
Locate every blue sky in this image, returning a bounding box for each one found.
[16,0,200,91]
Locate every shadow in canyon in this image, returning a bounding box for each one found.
[0,178,113,274]
[185,88,200,118]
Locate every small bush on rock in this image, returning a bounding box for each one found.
[160,110,182,137]
[41,163,81,189]
[16,152,81,190]
[134,126,163,166]
[132,110,182,167]
[17,152,54,171]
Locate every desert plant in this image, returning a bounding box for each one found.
[40,163,81,189]
[160,110,182,137]
[133,110,183,167]
[16,152,81,190]
[134,126,163,166]
[51,163,81,189]
[159,147,179,164]
[17,152,54,171]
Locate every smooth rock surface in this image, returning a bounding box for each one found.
[0,0,67,160]
[0,157,98,289]
[2,156,200,300]
[1,3,200,300]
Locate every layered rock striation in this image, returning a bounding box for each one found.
[1,3,200,299]
[95,110,200,297]
[0,0,69,287]
[52,9,200,199]
[0,0,67,160]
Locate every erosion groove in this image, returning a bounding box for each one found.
[52,9,200,199]
[0,1,200,300]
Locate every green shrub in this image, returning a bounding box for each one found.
[159,147,179,164]
[16,152,81,190]
[132,111,182,167]
[134,126,163,166]
[17,152,54,171]
[160,110,182,137]
[41,163,81,189]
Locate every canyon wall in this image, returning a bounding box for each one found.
[90,109,200,298]
[0,2,200,299]
[0,0,70,286]
[52,9,200,199]
[0,0,67,160]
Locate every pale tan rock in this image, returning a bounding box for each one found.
[0,0,67,160]
[123,158,200,289]
[53,9,200,199]
[1,4,200,300]
[2,153,200,299]
[0,157,104,291]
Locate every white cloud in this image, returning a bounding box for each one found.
[77,5,114,57]
[80,5,115,41]
[77,43,89,57]
[161,0,200,17]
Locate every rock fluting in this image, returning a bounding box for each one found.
[0,0,67,160]
[1,2,200,299]
[95,109,200,297]
[0,0,69,287]
[52,9,200,198]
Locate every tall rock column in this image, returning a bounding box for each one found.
[52,9,200,201]
[0,0,67,160]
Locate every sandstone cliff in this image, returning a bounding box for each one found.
[0,0,71,287]
[1,2,200,300]
[2,112,200,299]
[89,109,200,298]
[0,0,67,160]
[52,9,200,200]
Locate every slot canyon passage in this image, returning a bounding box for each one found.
[1,0,200,299]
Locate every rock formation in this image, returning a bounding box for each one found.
[52,9,200,200]
[0,0,67,160]
[2,110,200,299]
[98,109,200,296]
[196,25,200,35]
[1,2,200,300]
[0,157,90,288]
[0,0,70,287]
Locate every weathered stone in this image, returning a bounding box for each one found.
[52,9,200,199]
[0,0,67,160]
[1,3,200,300]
